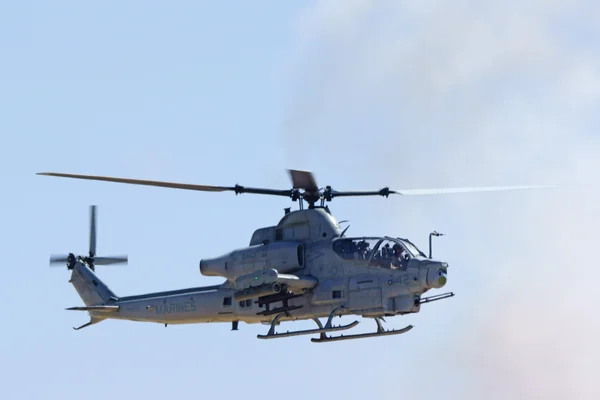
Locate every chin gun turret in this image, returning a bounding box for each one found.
[425,262,448,289]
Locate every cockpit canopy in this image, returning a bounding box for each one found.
[332,236,426,269]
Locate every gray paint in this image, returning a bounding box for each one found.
[64,207,451,339]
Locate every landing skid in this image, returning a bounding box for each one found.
[311,317,413,343]
[257,306,357,340]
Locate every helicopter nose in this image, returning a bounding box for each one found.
[426,264,447,288]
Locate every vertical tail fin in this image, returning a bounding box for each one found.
[69,261,118,305]
[47,205,126,330]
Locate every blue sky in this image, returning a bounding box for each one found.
[2,1,600,399]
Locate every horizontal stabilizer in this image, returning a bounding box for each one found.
[66,305,119,312]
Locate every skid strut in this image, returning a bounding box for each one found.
[311,317,413,343]
[257,306,358,340]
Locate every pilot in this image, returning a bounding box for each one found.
[361,242,371,259]
[382,243,391,258]
[355,240,369,260]
[391,244,406,269]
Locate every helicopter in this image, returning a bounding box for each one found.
[39,169,552,342]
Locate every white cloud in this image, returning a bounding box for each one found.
[281,1,600,398]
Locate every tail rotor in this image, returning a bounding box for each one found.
[49,205,128,271]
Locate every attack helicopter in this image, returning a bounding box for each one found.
[39,170,551,342]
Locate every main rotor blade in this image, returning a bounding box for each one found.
[36,172,294,197]
[288,169,319,192]
[89,205,96,257]
[37,172,235,192]
[49,254,69,265]
[329,190,396,198]
[328,184,555,200]
[93,256,128,265]
[393,185,556,196]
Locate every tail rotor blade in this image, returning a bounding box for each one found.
[93,256,128,266]
[50,254,70,265]
[89,205,97,257]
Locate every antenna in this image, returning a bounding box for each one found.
[429,231,444,259]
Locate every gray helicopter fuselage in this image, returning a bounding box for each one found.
[82,208,449,327]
